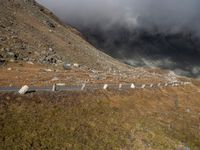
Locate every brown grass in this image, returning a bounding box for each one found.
[0,62,174,86]
[0,85,199,149]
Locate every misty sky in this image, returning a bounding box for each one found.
[37,0,200,35]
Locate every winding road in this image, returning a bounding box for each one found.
[0,81,191,93]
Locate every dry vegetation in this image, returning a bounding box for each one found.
[0,61,181,87]
[0,85,200,149]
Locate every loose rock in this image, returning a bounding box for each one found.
[73,63,80,67]
[63,63,71,70]
[52,77,59,81]
[43,68,53,72]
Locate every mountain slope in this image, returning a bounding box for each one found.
[0,0,129,71]
[0,0,185,86]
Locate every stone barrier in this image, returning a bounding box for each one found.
[18,85,29,95]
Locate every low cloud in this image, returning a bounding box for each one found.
[36,0,200,77]
[37,0,200,35]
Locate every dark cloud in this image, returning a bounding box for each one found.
[37,0,200,35]
[36,0,200,77]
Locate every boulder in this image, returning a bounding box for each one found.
[48,48,53,52]
[43,68,53,72]
[73,63,80,67]
[57,83,65,86]
[63,63,71,70]
[27,61,34,65]
[51,77,59,81]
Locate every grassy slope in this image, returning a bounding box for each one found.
[0,85,200,149]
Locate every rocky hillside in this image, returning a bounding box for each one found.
[0,0,129,71]
[0,0,188,88]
